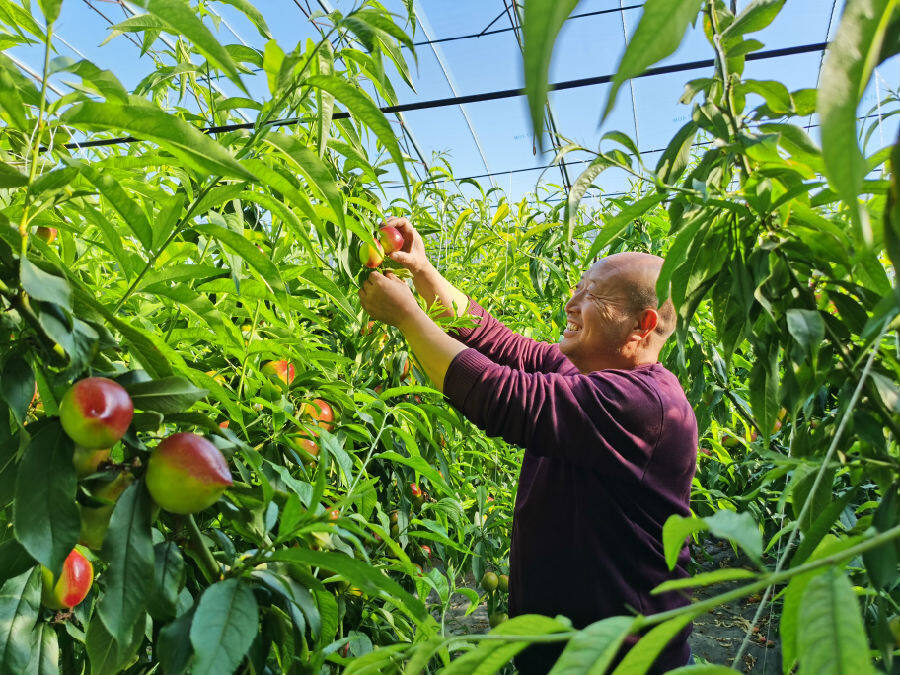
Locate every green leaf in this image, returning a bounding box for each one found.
[602,0,704,122]
[0,162,27,187]
[522,0,579,149]
[818,0,897,228]
[20,259,71,311]
[375,451,451,498]
[610,614,693,675]
[65,159,153,252]
[655,122,698,184]
[584,193,666,264]
[264,133,344,227]
[0,568,41,675]
[704,510,762,564]
[666,667,741,675]
[29,167,77,195]
[1,357,34,426]
[13,422,79,575]
[796,568,874,675]
[62,101,254,180]
[157,608,195,675]
[442,615,571,675]
[862,484,899,588]
[25,621,58,675]
[215,0,271,38]
[651,567,757,595]
[787,309,825,354]
[130,0,245,91]
[85,609,146,675]
[662,515,706,571]
[193,220,287,301]
[548,616,634,675]
[268,548,429,625]
[97,482,154,639]
[37,0,62,24]
[305,74,409,193]
[123,376,207,414]
[189,579,259,675]
[148,542,185,621]
[722,0,787,38]
[567,157,609,243]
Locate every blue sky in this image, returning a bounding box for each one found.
[8,0,899,203]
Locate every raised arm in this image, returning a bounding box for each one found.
[385,216,573,375]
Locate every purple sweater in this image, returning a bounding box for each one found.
[443,300,697,674]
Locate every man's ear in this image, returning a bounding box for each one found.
[637,309,659,338]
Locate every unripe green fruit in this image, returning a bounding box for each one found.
[41,548,93,609]
[72,446,111,479]
[78,472,134,550]
[481,571,499,592]
[146,433,233,514]
[489,612,508,628]
[59,377,134,449]
[498,574,509,592]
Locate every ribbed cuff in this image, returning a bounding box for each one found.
[448,297,486,340]
[443,348,493,409]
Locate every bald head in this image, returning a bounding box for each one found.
[591,253,676,341]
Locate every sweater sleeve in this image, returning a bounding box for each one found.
[443,348,664,479]
[448,298,577,375]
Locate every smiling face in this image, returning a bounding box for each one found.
[559,253,674,373]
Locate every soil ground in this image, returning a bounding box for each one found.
[428,538,782,674]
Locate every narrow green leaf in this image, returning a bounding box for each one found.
[306,74,409,192]
[584,193,666,264]
[268,548,428,624]
[548,616,634,675]
[193,220,287,300]
[215,0,271,38]
[65,160,153,251]
[567,157,609,243]
[666,666,741,674]
[38,0,62,24]
[189,579,259,675]
[796,568,874,675]
[722,0,787,38]
[818,0,897,228]
[1,357,34,426]
[264,133,344,227]
[602,0,704,122]
[97,482,154,638]
[522,0,579,149]
[62,101,254,179]
[442,615,571,675]
[651,567,757,595]
[610,614,693,675]
[13,422,79,575]
[123,376,207,414]
[130,0,245,91]
[0,568,42,675]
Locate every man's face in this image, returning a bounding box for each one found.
[559,261,632,369]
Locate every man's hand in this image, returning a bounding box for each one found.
[382,216,430,275]
[358,271,422,329]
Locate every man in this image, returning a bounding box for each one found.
[358,217,697,674]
